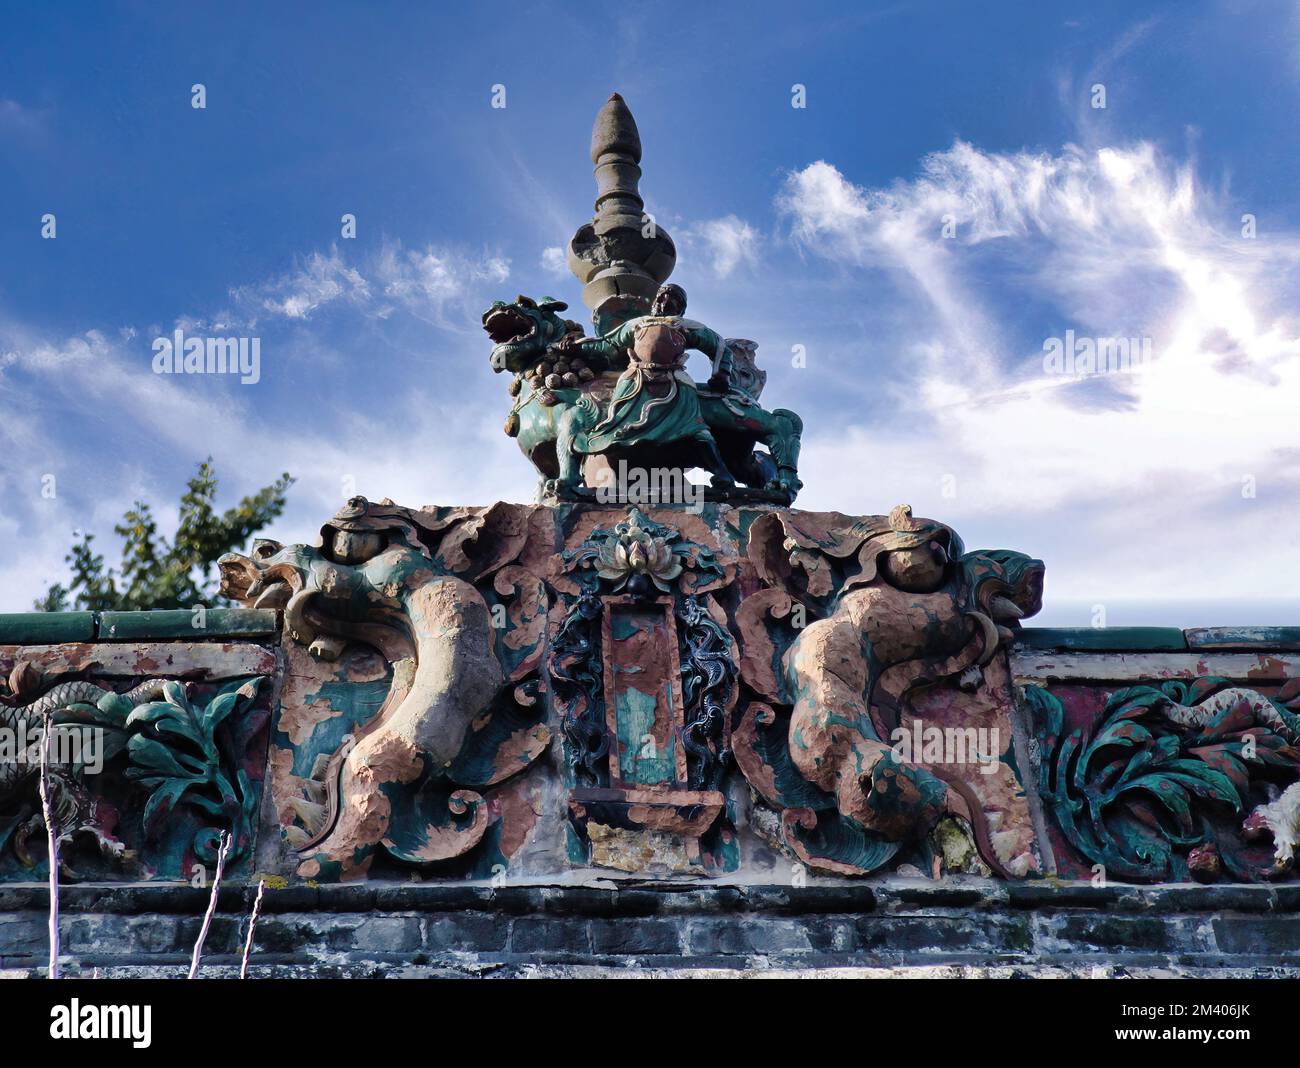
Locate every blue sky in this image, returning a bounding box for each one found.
[2,0,1299,625]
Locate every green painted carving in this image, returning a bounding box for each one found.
[0,673,266,878]
[218,496,550,880]
[733,505,1045,876]
[616,687,674,784]
[549,589,609,787]
[485,292,803,505]
[122,677,264,863]
[1,679,157,873]
[561,507,724,596]
[1027,678,1300,881]
[446,679,546,787]
[549,507,739,873]
[292,675,391,779]
[676,592,738,792]
[575,308,729,457]
[483,95,803,506]
[551,508,732,789]
[1013,627,1187,652]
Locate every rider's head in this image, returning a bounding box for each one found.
[651,284,687,317]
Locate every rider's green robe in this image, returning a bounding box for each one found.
[574,316,730,455]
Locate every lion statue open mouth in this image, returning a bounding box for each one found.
[483,295,584,374]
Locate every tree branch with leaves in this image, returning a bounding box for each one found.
[37,459,293,612]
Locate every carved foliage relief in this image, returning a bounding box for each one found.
[0,642,272,882]
[1026,678,1300,882]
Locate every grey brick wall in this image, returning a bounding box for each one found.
[3,879,1300,977]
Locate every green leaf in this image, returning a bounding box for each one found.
[185,794,226,817]
[162,680,189,708]
[201,691,240,734]
[201,676,262,747]
[1123,775,1194,833]
[95,692,134,720]
[143,778,195,839]
[126,734,192,778]
[1023,685,1064,737]
[151,718,209,752]
[126,701,205,748]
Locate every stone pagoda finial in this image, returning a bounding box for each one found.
[567,93,676,334]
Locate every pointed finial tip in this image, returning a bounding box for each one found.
[591,92,640,164]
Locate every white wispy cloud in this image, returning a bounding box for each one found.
[248,248,372,321]
[6,135,1298,623]
[683,215,760,279]
[227,241,510,329]
[540,246,568,276]
[371,241,509,325]
[0,97,48,136]
[0,234,524,610]
[779,142,1300,605]
[0,318,527,609]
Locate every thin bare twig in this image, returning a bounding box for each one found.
[188,831,231,979]
[240,879,266,979]
[38,717,59,980]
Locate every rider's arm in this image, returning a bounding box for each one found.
[573,320,636,368]
[683,324,732,388]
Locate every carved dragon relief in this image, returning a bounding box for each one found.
[732,504,1045,877]
[0,664,268,879]
[218,497,551,880]
[1027,677,1300,882]
[210,492,1300,887]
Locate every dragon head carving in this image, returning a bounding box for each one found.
[482,294,583,373]
[218,497,548,879]
[218,496,439,663]
[961,548,1046,638]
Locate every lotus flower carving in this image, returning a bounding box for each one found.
[595,517,684,592]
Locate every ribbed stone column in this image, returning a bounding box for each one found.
[567,93,676,334]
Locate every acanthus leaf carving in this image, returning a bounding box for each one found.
[1028,677,1300,882]
[0,671,269,879]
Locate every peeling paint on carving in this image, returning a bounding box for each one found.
[616,688,675,784]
